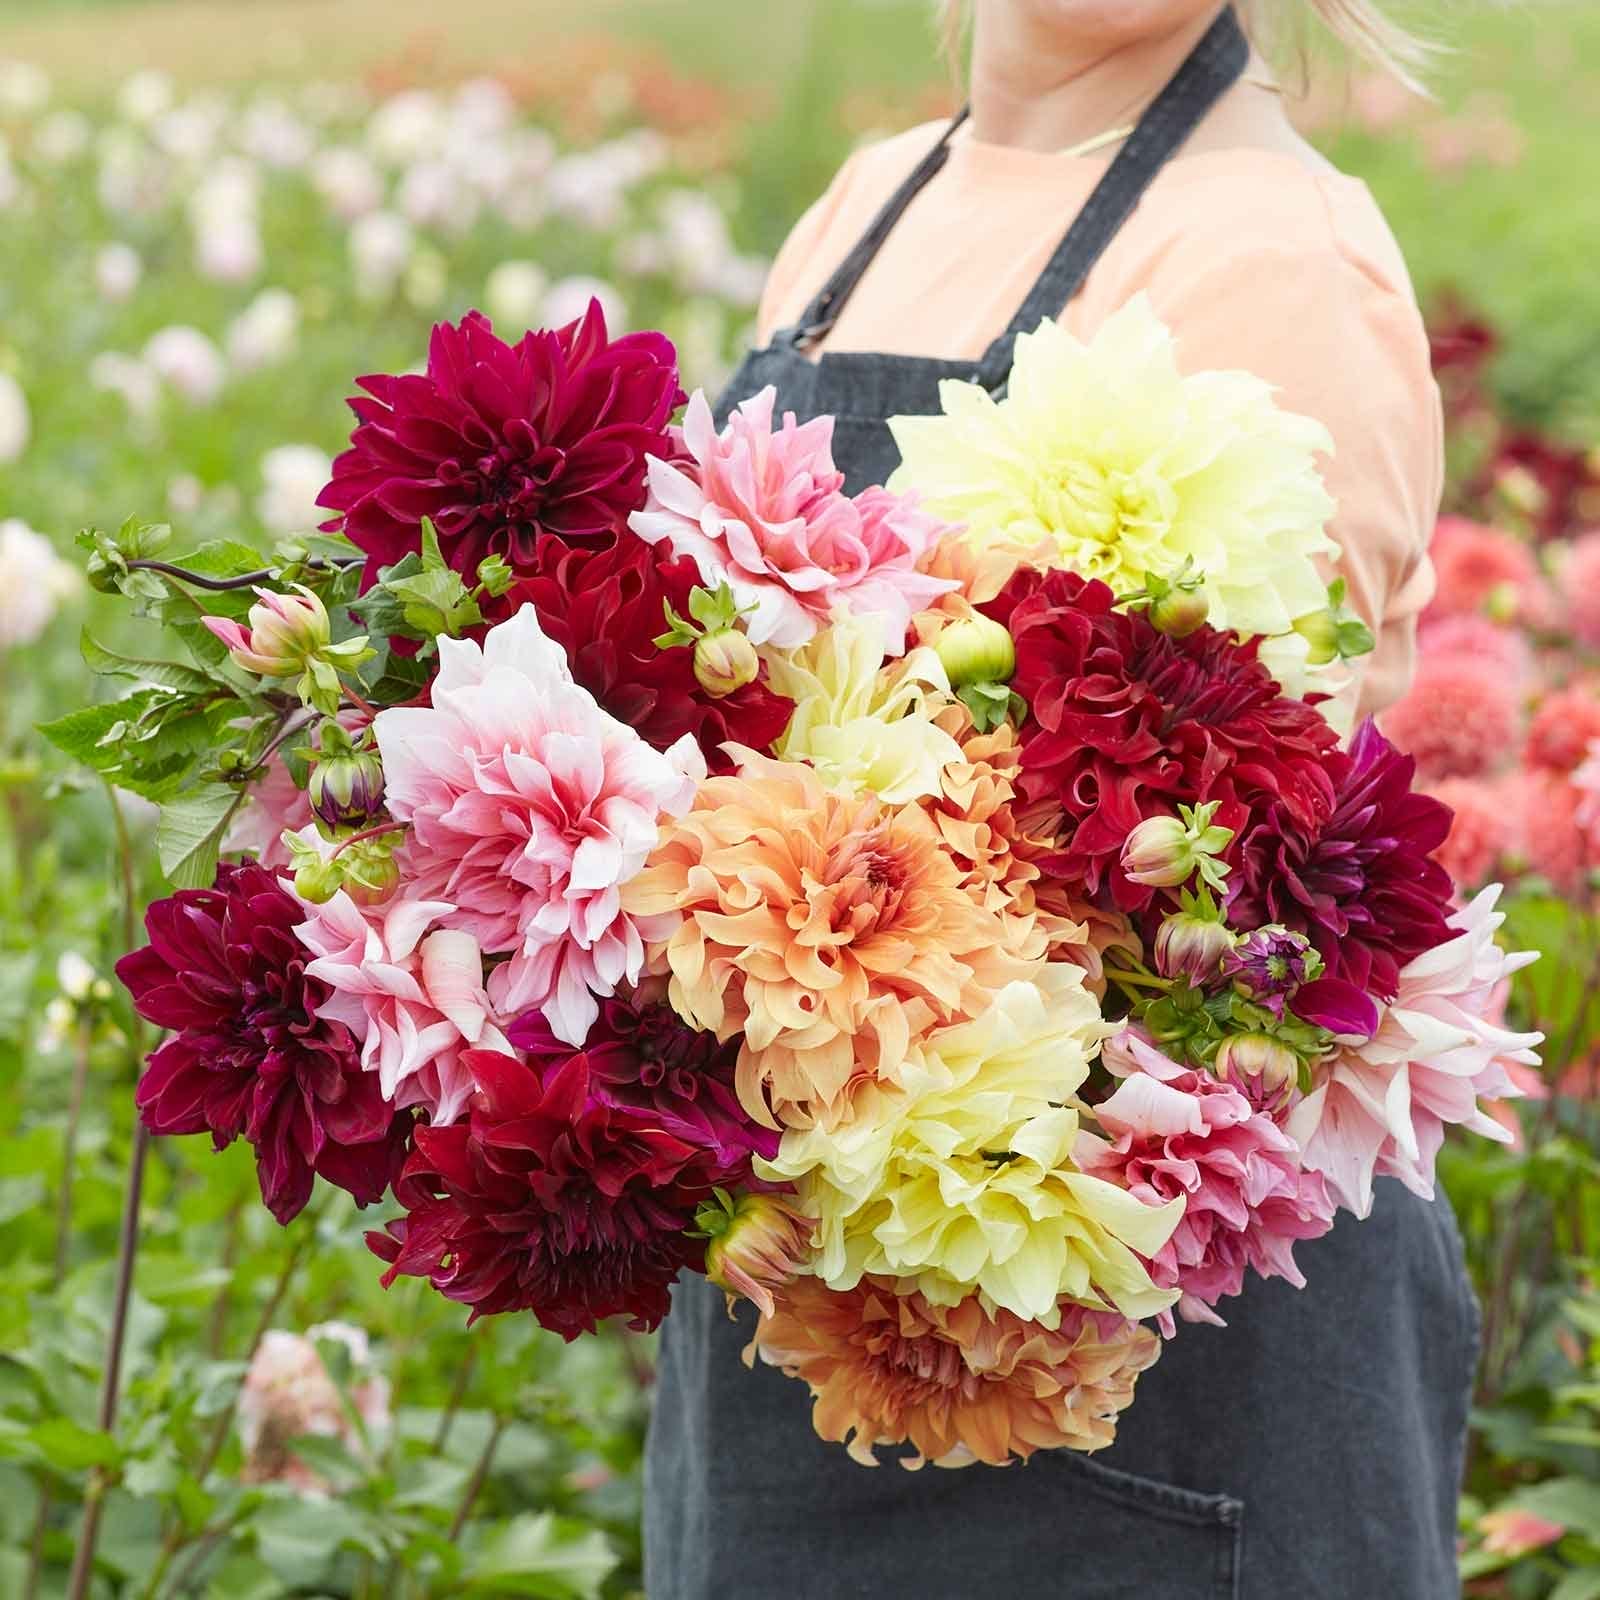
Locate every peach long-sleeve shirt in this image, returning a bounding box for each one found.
[756,122,1443,715]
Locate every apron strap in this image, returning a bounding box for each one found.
[783,108,971,353]
[976,5,1250,390]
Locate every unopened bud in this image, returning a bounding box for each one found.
[309,723,386,830]
[1122,802,1234,891]
[1214,1033,1300,1098]
[205,584,330,678]
[1154,911,1235,985]
[1147,585,1209,638]
[293,856,344,905]
[934,614,1016,689]
[695,1190,813,1319]
[693,629,759,698]
[1290,606,1341,667]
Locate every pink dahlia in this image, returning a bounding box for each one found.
[318,303,684,597]
[1425,515,1549,625]
[118,862,410,1224]
[367,1047,719,1337]
[372,604,701,1045]
[497,532,792,773]
[294,890,513,1125]
[1231,719,1455,1000]
[1380,651,1523,781]
[1562,531,1600,648]
[628,387,956,649]
[1079,1030,1335,1334]
[507,989,779,1178]
[1286,886,1541,1216]
[1515,768,1594,893]
[1426,776,1516,888]
[1525,683,1600,774]
[1415,614,1533,686]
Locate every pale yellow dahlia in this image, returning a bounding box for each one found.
[759,969,1182,1324]
[888,294,1338,641]
[621,752,1040,1132]
[747,1275,1161,1467]
[765,613,963,804]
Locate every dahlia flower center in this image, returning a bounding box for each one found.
[1034,458,1173,562]
[873,1329,965,1393]
[445,425,566,549]
[822,831,913,927]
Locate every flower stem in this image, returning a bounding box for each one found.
[431,1341,479,1454]
[1102,966,1171,992]
[54,1013,94,1287]
[447,1414,507,1541]
[123,555,361,592]
[330,821,405,860]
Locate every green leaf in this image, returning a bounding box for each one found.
[163,539,271,581]
[1507,1477,1600,1539]
[252,1497,385,1583]
[38,693,163,767]
[81,629,218,695]
[26,1417,123,1471]
[282,1432,368,1491]
[1550,1574,1600,1600]
[157,785,243,888]
[464,1511,618,1599]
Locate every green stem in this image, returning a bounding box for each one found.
[431,1341,479,1454]
[1102,966,1172,992]
[447,1415,507,1541]
[54,1013,94,1287]
[123,555,360,592]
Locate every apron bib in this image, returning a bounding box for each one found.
[645,12,1478,1595]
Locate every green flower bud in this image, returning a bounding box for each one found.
[1153,910,1236,984]
[309,722,386,830]
[693,628,760,698]
[934,614,1016,689]
[293,856,345,904]
[1121,802,1234,892]
[1147,585,1209,638]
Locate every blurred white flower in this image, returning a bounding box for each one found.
[32,110,91,165]
[544,274,625,332]
[488,127,556,228]
[403,246,449,311]
[36,996,75,1056]
[116,70,176,126]
[189,159,262,283]
[348,209,413,302]
[256,444,331,535]
[144,326,227,406]
[226,287,300,374]
[0,519,81,648]
[96,127,170,216]
[484,259,548,333]
[237,96,315,170]
[450,78,516,139]
[309,144,384,221]
[196,217,263,283]
[150,96,228,165]
[365,89,446,167]
[95,241,143,303]
[56,951,96,1002]
[0,140,23,212]
[0,61,49,119]
[0,372,29,464]
[167,473,207,518]
[90,351,161,423]
[397,158,479,235]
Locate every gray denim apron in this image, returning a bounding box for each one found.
[644,11,1478,1596]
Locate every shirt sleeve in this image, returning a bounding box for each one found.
[1124,227,1443,718]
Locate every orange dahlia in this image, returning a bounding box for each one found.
[622,751,1038,1130]
[746,1275,1160,1467]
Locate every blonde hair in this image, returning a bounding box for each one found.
[937,2,1439,91]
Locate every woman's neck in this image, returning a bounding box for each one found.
[967,5,1229,153]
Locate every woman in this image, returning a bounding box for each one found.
[646,5,1468,1597]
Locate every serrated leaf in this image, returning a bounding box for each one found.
[162,540,271,581]
[157,786,243,888]
[81,629,219,694]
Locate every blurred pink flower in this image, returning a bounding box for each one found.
[1526,684,1600,774]
[1381,652,1523,780]
[1415,614,1534,686]
[629,386,955,650]
[1426,515,1550,626]
[1288,888,1541,1216]
[1079,1030,1335,1335]
[1514,768,1594,893]
[372,605,702,1044]
[296,889,513,1124]
[1425,776,1516,888]
[239,1323,390,1496]
[1561,531,1600,650]
[1478,1506,1564,1558]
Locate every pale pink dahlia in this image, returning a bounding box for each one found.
[1380,652,1523,781]
[1286,886,1542,1217]
[1425,515,1549,625]
[1415,614,1534,687]
[372,605,702,1045]
[1513,768,1594,893]
[1079,1030,1335,1335]
[1425,776,1516,888]
[295,889,512,1124]
[1561,531,1600,649]
[1525,684,1600,774]
[628,387,955,650]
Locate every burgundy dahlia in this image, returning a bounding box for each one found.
[117,862,410,1224]
[1229,719,1455,1000]
[318,302,685,599]
[499,533,792,771]
[980,568,1340,910]
[367,1049,721,1338]
[508,991,779,1178]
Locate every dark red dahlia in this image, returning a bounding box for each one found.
[1229,719,1455,1000]
[117,862,410,1224]
[980,568,1340,910]
[367,1049,721,1338]
[508,992,779,1178]
[317,302,685,595]
[499,534,792,771]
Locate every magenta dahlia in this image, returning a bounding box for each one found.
[118,862,411,1224]
[980,568,1340,909]
[1230,719,1455,1000]
[367,1048,720,1337]
[508,991,779,1178]
[317,302,684,597]
[498,533,792,771]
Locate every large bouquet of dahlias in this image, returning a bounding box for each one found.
[68,294,1539,1471]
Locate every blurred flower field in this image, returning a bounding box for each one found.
[0,2,1598,1595]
